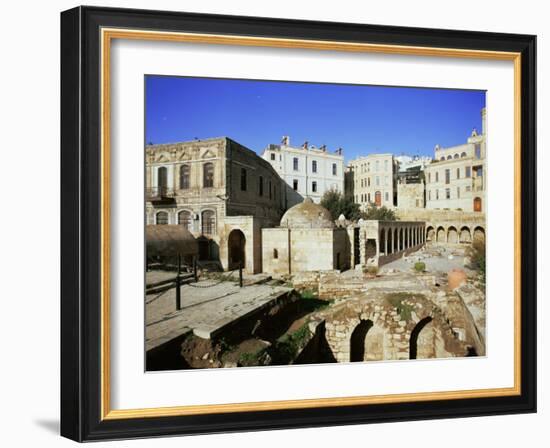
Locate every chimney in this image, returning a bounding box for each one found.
[302,141,309,149]
[281,135,290,145]
[320,144,327,152]
[336,147,343,155]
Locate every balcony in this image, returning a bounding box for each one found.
[146,186,175,203]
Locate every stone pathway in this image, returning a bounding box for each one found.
[379,244,472,275]
[145,279,292,351]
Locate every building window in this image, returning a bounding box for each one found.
[385,192,389,201]
[445,188,451,199]
[475,144,481,159]
[157,166,168,190]
[436,190,439,200]
[270,153,275,161]
[156,211,168,225]
[203,162,214,188]
[293,157,299,171]
[384,176,389,186]
[273,249,278,259]
[258,176,263,196]
[447,155,452,160]
[312,160,318,173]
[445,169,450,184]
[456,167,460,179]
[178,210,192,230]
[376,176,380,186]
[454,153,459,159]
[201,210,215,235]
[368,177,371,187]
[240,168,247,191]
[428,172,431,183]
[466,186,471,192]
[461,151,467,158]
[428,190,431,201]
[435,172,439,182]
[367,193,371,202]
[312,181,317,193]
[466,166,471,178]
[293,179,298,191]
[332,163,337,176]
[385,160,389,171]
[457,187,460,199]
[179,164,190,189]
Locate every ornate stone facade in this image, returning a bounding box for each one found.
[145,137,286,273]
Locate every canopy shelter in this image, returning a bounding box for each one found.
[146,225,198,258]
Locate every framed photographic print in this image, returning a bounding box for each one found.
[60,6,537,442]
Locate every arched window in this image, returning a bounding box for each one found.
[201,210,216,235]
[178,210,192,230]
[203,163,214,188]
[461,151,467,158]
[273,249,278,259]
[446,155,452,160]
[179,164,190,189]
[157,166,168,191]
[156,211,168,225]
[454,153,459,159]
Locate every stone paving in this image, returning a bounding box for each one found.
[145,278,292,352]
[379,244,472,275]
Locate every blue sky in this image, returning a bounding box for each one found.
[145,76,485,162]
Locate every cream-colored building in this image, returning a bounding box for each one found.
[262,198,350,275]
[347,154,398,209]
[424,108,486,212]
[145,137,286,273]
[261,136,345,207]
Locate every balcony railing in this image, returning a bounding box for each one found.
[146,186,175,201]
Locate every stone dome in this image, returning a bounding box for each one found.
[280,197,334,229]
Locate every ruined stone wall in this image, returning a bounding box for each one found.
[313,293,472,363]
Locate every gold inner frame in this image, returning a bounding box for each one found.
[100,27,522,420]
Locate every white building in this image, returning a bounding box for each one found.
[261,136,345,208]
[424,108,487,212]
[395,154,432,173]
[347,153,398,210]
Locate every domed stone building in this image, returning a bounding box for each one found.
[262,198,351,274]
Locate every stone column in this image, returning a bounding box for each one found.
[384,228,388,255]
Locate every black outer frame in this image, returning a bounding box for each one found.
[60,6,537,442]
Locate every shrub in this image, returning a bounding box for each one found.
[366,266,379,275]
[414,262,426,272]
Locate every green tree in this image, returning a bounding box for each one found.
[361,205,397,221]
[320,190,362,221]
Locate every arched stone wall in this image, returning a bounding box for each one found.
[320,294,473,363]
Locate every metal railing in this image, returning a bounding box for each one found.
[145,186,175,200]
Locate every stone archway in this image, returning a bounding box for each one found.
[426,226,435,242]
[459,226,472,243]
[447,226,458,244]
[473,226,485,248]
[350,320,373,362]
[436,226,446,243]
[410,317,434,359]
[365,239,377,260]
[228,229,246,270]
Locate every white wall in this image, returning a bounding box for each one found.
[0,1,546,447]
